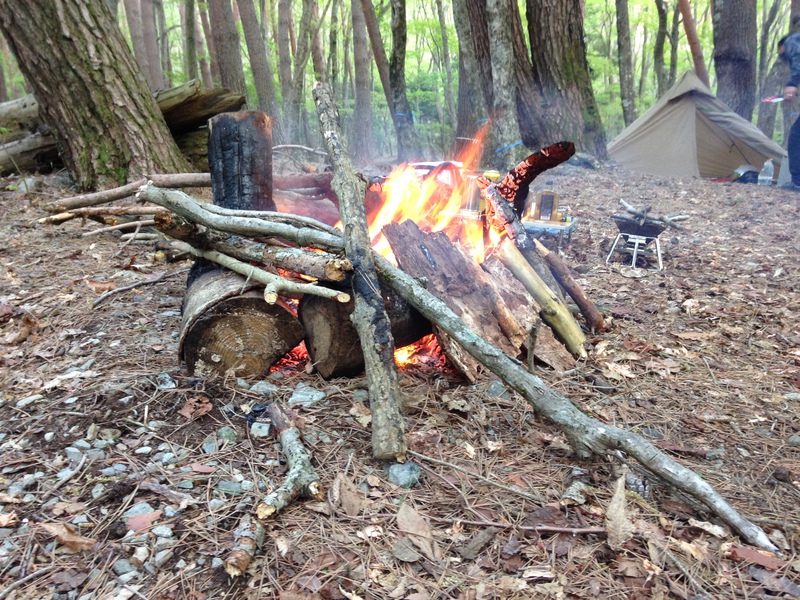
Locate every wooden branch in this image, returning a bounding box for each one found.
[169,240,349,304]
[92,269,190,308]
[224,515,265,577]
[255,403,323,519]
[370,252,777,553]
[272,144,328,156]
[533,239,605,332]
[618,199,689,230]
[313,82,406,462]
[38,206,166,225]
[81,219,156,237]
[494,237,587,358]
[154,212,352,282]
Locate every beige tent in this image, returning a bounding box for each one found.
[607,71,787,179]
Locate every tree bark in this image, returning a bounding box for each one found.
[208,0,248,101]
[238,0,283,140]
[678,0,710,87]
[435,0,456,132]
[452,0,489,157]
[123,0,153,89]
[653,0,668,97]
[615,0,638,126]
[0,50,7,104]
[351,0,373,164]
[141,0,165,90]
[0,0,188,189]
[313,82,407,462]
[389,0,421,161]
[183,0,200,81]
[360,0,395,117]
[713,0,757,120]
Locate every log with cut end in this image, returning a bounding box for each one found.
[179,265,304,378]
[382,219,520,381]
[0,132,60,175]
[299,286,432,379]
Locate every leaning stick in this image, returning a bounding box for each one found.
[169,240,349,304]
[533,239,605,332]
[494,238,587,358]
[313,81,407,462]
[371,252,776,552]
[255,402,323,519]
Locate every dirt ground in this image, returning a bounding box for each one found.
[1,163,799,600]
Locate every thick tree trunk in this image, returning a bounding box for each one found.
[183,0,200,81]
[351,0,373,163]
[238,0,283,140]
[653,0,668,98]
[452,0,489,157]
[678,0,710,87]
[713,0,757,120]
[0,0,188,189]
[208,0,248,101]
[525,0,607,158]
[616,0,638,126]
[389,0,421,161]
[141,0,165,90]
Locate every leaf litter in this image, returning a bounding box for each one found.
[0,167,799,597]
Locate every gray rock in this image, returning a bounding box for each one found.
[787,435,800,447]
[290,384,326,407]
[112,559,137,576]
[99,467,119,477]
[151,525,173,538]
[236,378,251,390]
[65,448,84,463]
[486,380,510,399]
[386,462,421,488]
[784,393,800,402]
[71,514,89,525]
[174,559,187,570]
[249,422,272,438]
[99,428,122,441]
[113,463,128,472]
[250,381,278,395]
[44,432,55,442]
[161,452,177,465]
[55,467,74,480]
[208,499,227,511]
[163,506,180,518]
[153,549,173,568]
[156,373,176,390]
[201,435,218,454]
[215,480,243,495]
[240,480,255,492]
[122,502,156,518]
[352,389,369,404]
[134,446,152,455]
[93,440,109,449]
[73,439,91,451]
[154,537,175,552]
[91,483,105,499]
[211,557,225,569]
[176,480,194,490]
[217,426,238,444]
[85,449,106,461]
[16,394,43,409]
[705,448,726,460]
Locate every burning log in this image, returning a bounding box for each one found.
[533,239,605,332]
[299,286,432,379]
[383,220,520,381]
[255,402,323,519]
[493,238,587,358]
[314,82,407,462]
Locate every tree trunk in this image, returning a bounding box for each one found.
[525,0,607,157]
[713,0,757,120]
[389,0,420,161]
[486,0,528,170]
[757,59,787,140]
[123,0,153,89]
[141,0,165,90]
[668,0,680,86]
[0,56,6,104]
[351,0,373,163]
[208,0,248,102]
[154,0,172,88]
[284,0,315,142]
[435,0,456,132]
[194,10,213,87]
[360,0,394,116]
[758,0,781,93]
[183,0,200,81]
[0,0,188,189]
[452,0,489,156]
[277,0,294,124]
[108,0,120,19]
[616,0,638,126]
[238,0,282,140]
[199,3,221,85]
[311,1,327,82]
[328,0,340,97]
[678,0,709,87]
[653,0,668,98]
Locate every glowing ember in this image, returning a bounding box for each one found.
[394,334,445,368]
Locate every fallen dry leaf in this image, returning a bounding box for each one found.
[396,502,441,561]
[332,474,365,517]
[38,522,97,552]
[0,511,18,527]
[189,462,216,474]
[348,401,372,427]
[126,510,163,532]
[605,473,635,551]
[671,330,719,341]
[749,565,800,596]
[179,395,213,421]
[728,546,788,571]
[85,279,116,293]
[687,518,728,539]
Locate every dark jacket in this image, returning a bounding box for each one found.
[784,32,800,87]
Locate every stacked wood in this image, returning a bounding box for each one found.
[0,79,245,175]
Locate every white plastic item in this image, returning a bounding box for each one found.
[758,158,774,186]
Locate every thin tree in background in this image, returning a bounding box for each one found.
[199,3,221,84]
[360,0,395,118]
[194,10,213,87]
[208,0,248,100]
[0,54,7,103]
[328,0,340,97]
[713,0,756,120]
[668,0,680,86]
[615,0,638,126]
[311,1,327,82]
[389,0,421,160]
[351,0,373,162]
[238,0,283,140]
[435,0,456,131]
[183,0,200,81]
[653,0,668,97]
[0,0,187,188]
[677,0,709,87]
[452,0,488,155]
[758,0,781,92]
[141,0,165,89]
[155,0,172,87]
[277,0,294,116]
[756,0,788,139]
[123,0,154,89]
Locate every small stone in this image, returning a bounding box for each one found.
[174,559,187,570]
[176,480,194,490]
[91,483,105,499]
[112,559,137,576]
[201,435,218,454]
[113,463,128,472]
[250,381,278,395]
[134,446,152,455]
[208,499,227,511]
[784,393,800,402]
[705,448,726,460]
[787,435,800,447]
[161,452,177,464]
[123,502,155,518]
[44,432,55,442]
[249,422,272,438]
[154,537,176,551]
[153,549,173,568]
[63,397,78,405]
[290,385,326,407]
[85,424,99,441]
[73,439,91,451]
[352,389,369,404]
[99,428,122,441]
[235,378,251,390]
[93,440,109,449]
[216,480,243,495]
[163,506,180,518]
[85,449,106,461]
[486,380,510,399]
[151,525,173,538]
[65,447,83,463]
[240,480,255,492]
[386,462,421,488]
[117,571,138,584]
[16,394,43,409]
[211,557,224,569]
[156,373,176,390]
[71,514,89,525]
[99,467,119,477]
[217,426,238,444]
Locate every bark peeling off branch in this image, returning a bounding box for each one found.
[224,515,265,577]
[371,253,777,553]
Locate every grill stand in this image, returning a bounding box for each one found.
[606,233,663,271]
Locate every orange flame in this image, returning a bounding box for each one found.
[394,333,445,368]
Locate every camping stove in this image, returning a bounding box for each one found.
[605,215,667,270]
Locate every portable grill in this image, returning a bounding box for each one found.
[605,215,667,270]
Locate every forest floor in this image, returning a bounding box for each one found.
[1,162,800,600]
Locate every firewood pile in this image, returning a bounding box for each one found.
[35,83,779,554]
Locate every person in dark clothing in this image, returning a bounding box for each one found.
[779,32,800,190]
